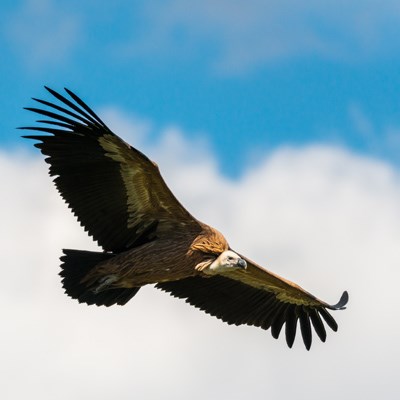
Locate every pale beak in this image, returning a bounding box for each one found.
[237,258,247,269]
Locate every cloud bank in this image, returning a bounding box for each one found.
[1,112,400,399]
[132,0,400,73]
[5,1,400,73]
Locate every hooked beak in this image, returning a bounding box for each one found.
[237,258,247,269]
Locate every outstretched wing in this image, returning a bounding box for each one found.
[157,255,348,350]
[21,87,201,252]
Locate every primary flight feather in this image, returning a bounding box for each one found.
[21,87,348,350]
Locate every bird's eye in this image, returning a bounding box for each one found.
[227,256,233,261]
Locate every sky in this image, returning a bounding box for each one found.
[1,1,400,399]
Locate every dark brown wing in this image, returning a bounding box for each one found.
[21,87,201,252]
[157,255,348,350]
[234,254,348,309]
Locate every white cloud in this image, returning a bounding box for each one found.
[126,0,400,73]
[2,112,400,399]
[5,1,400,74]
[4,0,82,68]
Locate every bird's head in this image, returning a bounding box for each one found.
[207,250,247,274]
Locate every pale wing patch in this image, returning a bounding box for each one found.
[99,134,196,231]
[226,260,324,308]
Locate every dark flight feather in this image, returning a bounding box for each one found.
[157,275,345,349]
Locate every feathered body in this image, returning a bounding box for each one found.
[22,87,348,350]
[83,226,228,288]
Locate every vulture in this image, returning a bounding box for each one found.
[21,87,348,350]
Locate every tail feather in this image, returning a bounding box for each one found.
[60,249,140,306]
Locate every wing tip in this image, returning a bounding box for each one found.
[44,85,54,94]
[328,290,349,310]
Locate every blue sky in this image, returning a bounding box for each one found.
[2,0,400,176]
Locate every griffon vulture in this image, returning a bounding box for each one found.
[21,87,348,350]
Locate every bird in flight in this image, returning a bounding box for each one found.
[21,87,348,350]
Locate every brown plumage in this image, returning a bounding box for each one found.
[21,87,348,350]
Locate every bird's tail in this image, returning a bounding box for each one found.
[59,249,140,306]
